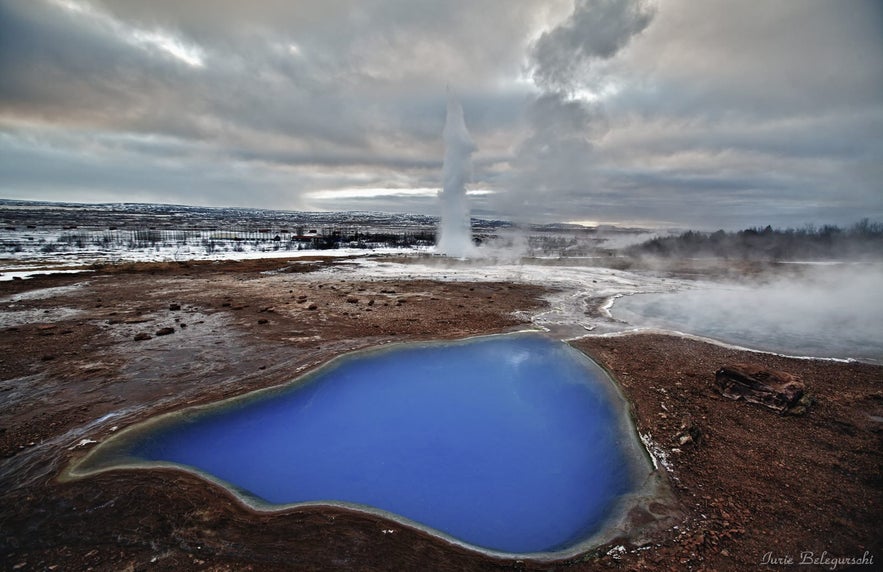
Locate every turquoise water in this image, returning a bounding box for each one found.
[127,334,640,553]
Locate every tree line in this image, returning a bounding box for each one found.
[627,219,883,260]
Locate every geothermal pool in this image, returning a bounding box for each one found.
[612,274,883,363]
[71,333,648,554]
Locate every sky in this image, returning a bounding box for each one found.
[1,0,881,230]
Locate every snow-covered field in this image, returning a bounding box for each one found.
[4,229,881,363]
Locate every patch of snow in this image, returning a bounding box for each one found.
[0,282,88,302]
[0,268,94,282]
[0,308,84,328]
[68,439,98,450]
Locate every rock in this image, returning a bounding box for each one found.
[257,318,269,325]
[346,297,359,304]
[133,332,152,341]
[169,303,181,311]
[714,363,807,413]
[307,304,318,310]
[674,413,702,446]
[155,327,175,336]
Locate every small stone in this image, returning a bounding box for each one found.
[169,303,181,311]
[133,333,152,341]
[257,318,269,325]
[155,327,175,336]
[307,304,318,310]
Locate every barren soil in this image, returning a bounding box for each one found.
[1,257,880,571]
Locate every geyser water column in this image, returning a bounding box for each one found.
[436,92,476,257]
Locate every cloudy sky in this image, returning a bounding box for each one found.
[1,0,881,229]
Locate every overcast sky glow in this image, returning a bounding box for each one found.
[1,0,881,229]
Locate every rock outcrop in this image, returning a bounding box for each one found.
[714,363,809,414]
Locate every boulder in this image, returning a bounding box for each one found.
[714,363,807,414]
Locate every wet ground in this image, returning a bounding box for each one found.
[0,257,880,571]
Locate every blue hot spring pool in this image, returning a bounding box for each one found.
[69,333,649,554]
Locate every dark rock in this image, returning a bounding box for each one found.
[714,363,807,413]
[155,327,175,336]
[169,303,181,311]
[307,304,318,310]
[346,297,359,304]
[133,332,152,341]
[257,318,269,325]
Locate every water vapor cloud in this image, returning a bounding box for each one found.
[500,0,656,221]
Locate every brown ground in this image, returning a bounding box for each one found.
[0,257,880,571]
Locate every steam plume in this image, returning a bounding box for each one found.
[436,90,476,257]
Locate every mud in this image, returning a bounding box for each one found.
[1,257,880,571]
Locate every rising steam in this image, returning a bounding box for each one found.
[436,91,476,257]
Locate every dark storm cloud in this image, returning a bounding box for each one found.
[0,0,880,228]
[0,0,546,211]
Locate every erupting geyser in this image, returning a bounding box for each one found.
[436,91,475,257]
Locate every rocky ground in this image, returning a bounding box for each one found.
[0,257,880,571]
